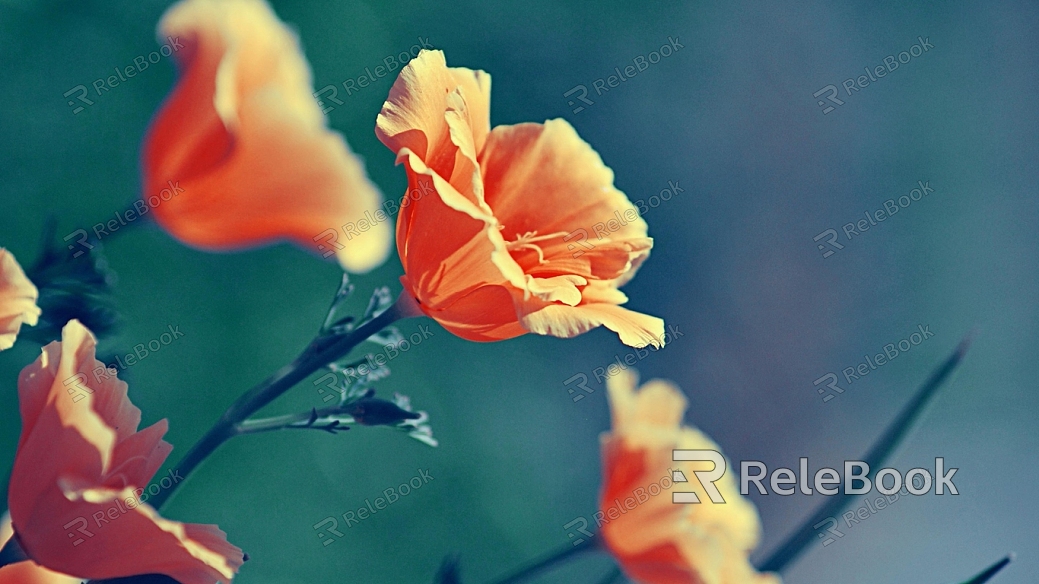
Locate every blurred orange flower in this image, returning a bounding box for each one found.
[142,0,391,273]
[7,320,243,584]
[0,513,81,584]
[376,50,664,347]
[599,369,779,584]
[0,248,40,351]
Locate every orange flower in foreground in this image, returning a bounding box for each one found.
[0,513,81,584]
[0,248,40,351]
[599,369,779,584]
[376,50,664,347]
[142,0,391,272]
[7,320,243,583]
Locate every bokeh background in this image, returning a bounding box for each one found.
[1,0,1037,582]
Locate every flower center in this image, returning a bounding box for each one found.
[505,231,568,265]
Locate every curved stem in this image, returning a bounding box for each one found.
[147,293,417,510]
[961,554,1014,584]
[235,411,329,434]
[235,405,353,435]
[485,542,598,584]
[755,335,971,573]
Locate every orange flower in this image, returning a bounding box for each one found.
[142,0,391,273]
[599,369,779,584]
[376,50,664,347]
[7,320,243,583]
[0,248,40,351]
[0,513,81,584]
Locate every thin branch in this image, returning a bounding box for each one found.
[960,554,1013,584]
[756,334,972,573]
[235,407,353,435]
[484,542,598,584]
[144,292,414,511]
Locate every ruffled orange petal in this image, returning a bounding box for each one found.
[27,484,241,584]
[393,150,514,305]
[143,0,390,272]
[376,50,491,203]
[0,248,41,351]
[9,320,242,583]
[479,120,650,262]
[409,279,525,342]
[519,299,665,349]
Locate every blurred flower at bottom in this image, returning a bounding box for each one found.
[599,369,780,584]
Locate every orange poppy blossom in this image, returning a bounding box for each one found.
[0,513,81,584]
[599,369,779,584]
[376,50,664,347]
[142,0,391,273]
[0,248,41,351]
[6,320,243,583]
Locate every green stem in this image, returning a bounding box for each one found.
[146,293,417,510]
[756,335,971,574]
[485,542,598,584]
[235,406,352,434]
[960,554,1014,584]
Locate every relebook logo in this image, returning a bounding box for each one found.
[740,458,958,496]
[669,450,959,503]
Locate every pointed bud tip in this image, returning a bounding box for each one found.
[955,329,976,359]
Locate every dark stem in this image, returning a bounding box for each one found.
[485,542,597,584]
[0,534,28,569]
[235,405,352,434]
[756,335,972,573]
[961,554,1013,584]
[146,294,412,510]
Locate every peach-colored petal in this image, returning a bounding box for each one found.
[480,120,648,245]
[481,120,653,289]
[392,149,505,308]
[519,299,665,349]
[377,50,492,204]
[0,513,81,584]
[377,51,663,348]
[143,0,390,272]
[8,320,243,583]
[408,279,526,342]
[0,248,41,351]
[599,371,780,584]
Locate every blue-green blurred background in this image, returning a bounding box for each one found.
[1,1,1037,582]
